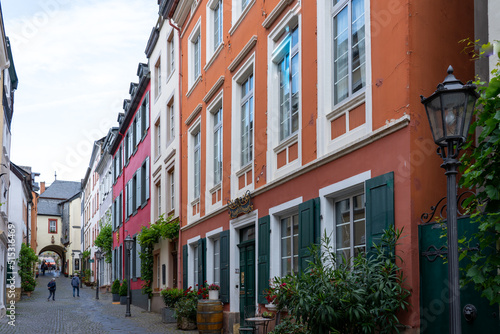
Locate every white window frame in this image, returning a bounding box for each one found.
[268,197,302,282]
[166,97,175,145]
[267,10,302,181]
[188,19,202,89]
[206,227,223,288]
[280,213,299,276]
[230,0,255,34]
[167,30,175,80]
[154,55,162,100]
[231,54,255,198]
[155,117,161,159]
[206,91,224,213]
[188,118,202,222]
[156,181,162,221]
[317,0,372,157]
[206,0,223,62]
[187,235,201,289]
[167,166,175,214]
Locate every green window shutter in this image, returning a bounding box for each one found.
[298,198,320,272]
[197,238,206,288]
[182,245,188,290]
[365,172,395,253]
[220,230,230,303]
[119,193,122,226]
[136,169,142,209]
[258,215,270,304]
[135,238,141,278]
[145,91,150,130]
[136,113,141,146]
[145,157,150,201]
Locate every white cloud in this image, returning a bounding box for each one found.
[5,0,158,183]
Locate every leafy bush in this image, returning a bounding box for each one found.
[138,214,179,297]
[119,279,128,297]
[267,227,411,334]
[111,279,120,294]
[94,220,113,263]
[174,295,197,322]
[269,316,307,334]
[161,287,184,308]
[18,244,38,292]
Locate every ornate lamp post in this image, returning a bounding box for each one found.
[95,249,102,300]
[421,66,479,334]
[124,235,134,317]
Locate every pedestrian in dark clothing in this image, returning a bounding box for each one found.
[41,261,46,276]
[71,274,80,297]
[47,278,56,301]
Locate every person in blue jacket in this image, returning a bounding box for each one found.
[47,278,56,301]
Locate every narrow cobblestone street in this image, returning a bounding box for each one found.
[0,272,197,334]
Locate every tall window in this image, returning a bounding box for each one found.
[168,103,175,141]
[194,131,201,199]
[155,57,161,98]
[213,238,220,286]
[333,0,365,104]
[213,0,223,50]
[156,183,162,219]
[167,32,175,77]
[213,107,222,185]
[240,75,254,166]
[335,193,365,263]
[194,34,201,80]
[242,0,249,11]
[169,169,175,212]
[193,244,199,288]
[278,27,299,141]
[281,214,298,276]
[155,120,161,158]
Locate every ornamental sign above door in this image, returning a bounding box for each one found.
[227,191,253,219]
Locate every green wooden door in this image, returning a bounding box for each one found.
[239,242,255,324]
[419,217,499,333]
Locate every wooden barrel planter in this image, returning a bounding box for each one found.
[197,299,223,334]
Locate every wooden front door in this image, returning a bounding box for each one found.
[239,241,255,325]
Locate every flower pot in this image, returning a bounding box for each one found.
[208,290,219,300]
[120,296,127,305]
[112,293,120,302]
[177,317,196,330]
[161,307,176,323]
[197,299,222,333]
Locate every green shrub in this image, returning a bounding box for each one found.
[161,287,184,308]
[174,296,197,322]
[111,279,120,294]
[269,316,307,334]
[18,244,38,292]
[267,227,411,334]
[119,280,128,297]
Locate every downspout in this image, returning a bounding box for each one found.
[168,17,183,288]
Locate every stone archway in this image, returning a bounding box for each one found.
[38,245,67,276]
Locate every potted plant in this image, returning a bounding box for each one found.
[111,279,120,302]
[175,286,197,330]
[160,287,184,323]
[207,283,220,300]
[119,279,128,305]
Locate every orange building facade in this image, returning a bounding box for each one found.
[165,0,476,331]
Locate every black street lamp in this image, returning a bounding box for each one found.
[95,249,102,300]
[421,66,479,334]
[124,235,134,317]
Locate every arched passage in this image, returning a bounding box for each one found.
[38,245,67,276]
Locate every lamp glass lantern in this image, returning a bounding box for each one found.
[124,235,134,251]
[421,66,479,149]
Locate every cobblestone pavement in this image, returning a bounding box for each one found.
[0,271,198,334]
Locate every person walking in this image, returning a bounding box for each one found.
[71,274,80,297]
[47,278,56,301]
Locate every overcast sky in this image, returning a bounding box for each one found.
[2,0,158,186]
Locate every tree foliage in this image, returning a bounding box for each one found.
[94,220,113,263]
[266,227,411,334]
[137,214,179,297]
[18,243,38,292]
[459,44,500,305]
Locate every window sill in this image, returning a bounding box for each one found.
[229,0,255,36]
[209,183,221,195]
[204,43,224,72]
[327,91,365,121]
[236,162,252,178]
[186,75,202,98]
[273,133,298,154]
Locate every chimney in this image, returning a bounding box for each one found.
[40,182,45,194]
